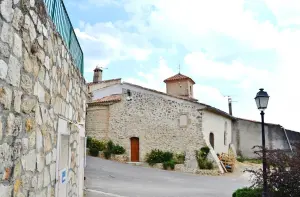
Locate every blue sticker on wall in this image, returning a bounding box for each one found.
[61,169,67,184]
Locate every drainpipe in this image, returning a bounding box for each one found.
[281,126,293,153]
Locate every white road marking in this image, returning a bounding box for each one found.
[85,189,127,197]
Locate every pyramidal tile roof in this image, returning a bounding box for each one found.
[163,73,195,84]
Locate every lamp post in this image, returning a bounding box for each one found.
[255,88,270,197]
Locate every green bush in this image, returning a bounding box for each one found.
[87,136,92,149]
[146,150,173,166]
[90,138,106,151]
[200,146,210,158]
[196,146,214,170]
[104,150,112,159]
[163,160,176,170]
[112,144,126,155]
[197,158,214,170]
[162,151,173,162]
[232,187,262,197]
[89,148,99,157]
[174,153,185,164]
[107,140,114,151]
[146,149,165,165]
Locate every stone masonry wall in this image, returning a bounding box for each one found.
[108,88,206,166]
[86,105,109,140]
[0,0,87,196]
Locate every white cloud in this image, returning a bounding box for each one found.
[124,57,174,92]
[71,0,300,131]
[264,0,300,26]
[74,22,154,75]
[184,52,271,82]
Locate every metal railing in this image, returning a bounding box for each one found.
[43,0,84,74]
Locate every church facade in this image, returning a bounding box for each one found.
[86,67,234,169]
[86,67,300,168]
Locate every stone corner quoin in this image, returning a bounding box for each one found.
[0,0,87,197]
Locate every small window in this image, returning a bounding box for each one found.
[179,114,188,127]
[190,86,192,93]
[209,132,214,149]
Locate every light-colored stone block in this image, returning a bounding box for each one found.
[7,55,21,87]
[43,167,50,187]
[34,81,45,103]
[21,96,37,114]
[50,163,56,182]
[29,11,37,25]
[21,74,33,94]
[36,128,43,152]
[0,86,12,110]
[37,172,43,189]
[12,8,23,30]
[13,33,22,58]
[36,153,45,172]
[1,22,13,47]
[21,150,36,172]
[0,60,8,80]
[14,89,23,113]
[0,0,13,22]
[45,152,52,165]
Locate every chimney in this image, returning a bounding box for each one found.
[93,66,102,83]
[228,97,233,115]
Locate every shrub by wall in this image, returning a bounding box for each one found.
[232,187,262,197]
[196,146,214,170]
[146,149,174,166]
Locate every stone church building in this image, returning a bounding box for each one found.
[86,68,234,167]
[86,67,300,168]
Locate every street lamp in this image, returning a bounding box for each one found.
[255,88,270,197]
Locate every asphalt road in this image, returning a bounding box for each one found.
[85,156,250,197]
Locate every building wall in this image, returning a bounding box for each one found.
[0,1,87,196]
[187,80,194,97]
[88,79,121,93]
[107,88,206,162]
[166,80,189,97]
[202,110,232,154]
[86,105,109,140]
[232,119,300,158]
[92,84,122,100]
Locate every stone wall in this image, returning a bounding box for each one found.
[86,105,109,140]
[232,119,300,158]
[108,88,206,165]
[0,0,87,196]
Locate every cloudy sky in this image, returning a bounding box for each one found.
[64,0,300,131]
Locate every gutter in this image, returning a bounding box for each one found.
[281,126,293,153]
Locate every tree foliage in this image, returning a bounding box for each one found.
[246,143,300,197]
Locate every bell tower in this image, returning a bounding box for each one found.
[163,73,195,99]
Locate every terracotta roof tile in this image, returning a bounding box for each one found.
[91,94,121,104]
[87,78,121,86]
[164,73,195,84]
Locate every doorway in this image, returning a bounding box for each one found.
[209,132,215,149]
[130,137,139,162]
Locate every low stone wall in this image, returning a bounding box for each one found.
[111,154,128,163]
[86,149,128,163]
[143,163,221,176]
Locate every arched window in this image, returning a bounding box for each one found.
[224,122,228,145]
[209,132,214,149]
